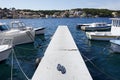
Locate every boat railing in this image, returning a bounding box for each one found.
[110,18,120,35]
[111,18,120,27]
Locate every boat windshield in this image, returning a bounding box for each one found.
[11,22,26,28]
[0,25,10,31]
[18,22,26,27]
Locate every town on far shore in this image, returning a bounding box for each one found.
[0,7,120,19]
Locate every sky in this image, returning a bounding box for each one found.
[0,0,120,10]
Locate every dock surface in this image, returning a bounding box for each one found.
[32,26,93,80]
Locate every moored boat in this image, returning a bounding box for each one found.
[11,21,45,35]
[77,22,111,31]
[86,18,120,41]
[86,32,120,41]
[0,22,35,45]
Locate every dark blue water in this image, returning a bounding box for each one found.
[0,18,120,80]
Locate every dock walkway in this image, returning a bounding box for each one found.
[32,26,93,80]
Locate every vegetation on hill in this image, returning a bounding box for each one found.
[0,7,120,19]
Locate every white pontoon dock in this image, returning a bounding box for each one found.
[32,26,93,80]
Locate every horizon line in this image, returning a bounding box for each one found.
[0,7,120,11]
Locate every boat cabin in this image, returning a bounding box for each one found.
[11,21,27,30]
[111,18,120,35]
[90,23,107,27]
[0,23,10,31]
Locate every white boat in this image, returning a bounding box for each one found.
[77,22,111,31]
[86,18,120,41]
[0,22,35,45]
[110,18,120,53]
[86,32,120,40]
[81,22,111,31]
[0,37,13,61]
[11,21,45,35]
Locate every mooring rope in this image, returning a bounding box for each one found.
[15,43,48,51]
[12,48,31,80]
[11,49,14,80]
[81,52,118,80]
[10,36,52,80]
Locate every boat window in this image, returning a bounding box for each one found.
[96,24,104,27]
[118,20,120,27]
[113,20,117,27]
[112,20,114,26]
[102,24,106,26]
[116,20,117,27]
[12,23,19,28]
[96,24,100,26]
[12,22,25,28]
[18,22,26,27]
[116,20,118,27]
[117,20,120,27]
[0,25,9,31]
[112,19,120,27]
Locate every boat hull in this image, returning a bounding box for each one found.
[0,45,12,61]
[86,32,120,41]
[81,26,111,31]
[14,30,35,45]
[1,29,35,46]
[34,27,45,35]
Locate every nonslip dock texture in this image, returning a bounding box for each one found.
[32,25,93,80]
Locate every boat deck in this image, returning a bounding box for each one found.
[32,26,93,80]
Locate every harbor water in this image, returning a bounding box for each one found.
[0,18,120,80]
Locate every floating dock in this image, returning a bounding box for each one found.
[32,26,93,80]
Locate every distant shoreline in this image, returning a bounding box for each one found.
[0,8,119,19]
